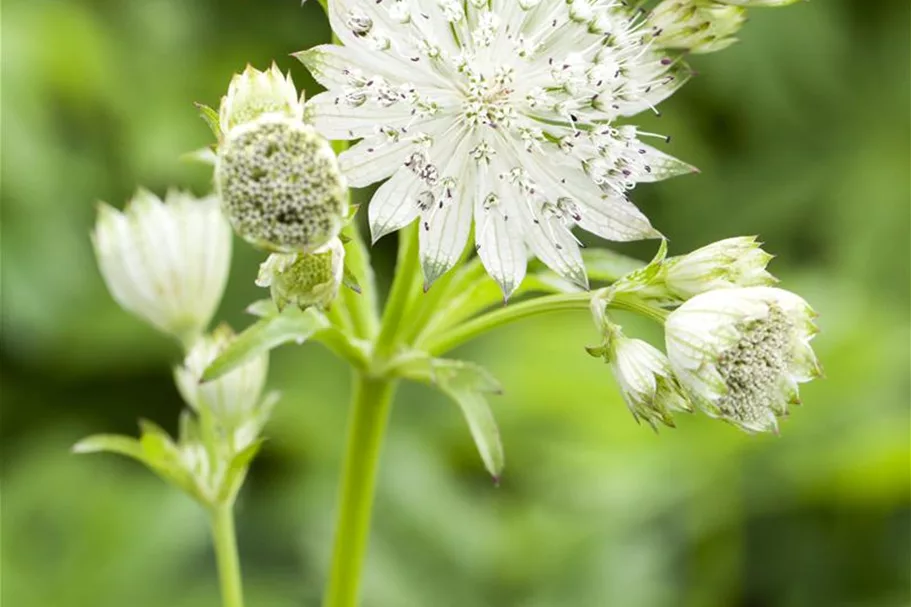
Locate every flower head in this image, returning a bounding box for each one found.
[647,1,747,54]
[174,325,269,427]
[215,115,348,252]
[92,189,232,344]
[665,286,822,433]
[256,237,345,310]
[299,0,696,296]
[219,63,304,133]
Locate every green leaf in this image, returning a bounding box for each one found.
[72,434,145,460]
[343,264,362,294]
[202,307,329,382]
[245,298,279,318]
[194,102,221,140]
[218,438,265,503]
[400,356,505,479]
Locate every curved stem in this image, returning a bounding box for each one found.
[374,224,420,359]
[423,292,668,356]
[323,374,396,607]
[211,503,244,607]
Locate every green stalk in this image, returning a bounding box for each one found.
[422,292,669,356]
[323,374,396,607]
[211,503,245,607]
[374,224,420,359]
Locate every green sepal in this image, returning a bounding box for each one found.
[218,438,265,504]
[194,102,222,141]
[72,434,145,460]
[398,355,505,480]
[202,307,329,382]
[343,264,362,294]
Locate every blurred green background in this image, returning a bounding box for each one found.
[2,1,909,605]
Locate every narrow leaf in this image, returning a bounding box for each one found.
[219,439,265,503]
[194,102,221,140]
[202,308,329,381]
[72,434,145,460]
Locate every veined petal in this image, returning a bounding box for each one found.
[474,160,527,299]
[367,169,423,243]
[634,144,699,183]
[305,91,417,140]
[339,135,417,188]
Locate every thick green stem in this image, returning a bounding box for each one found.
[323,375,396,607]
[374,224,420,359]
[422,292,668,356]
[211,503,244,607]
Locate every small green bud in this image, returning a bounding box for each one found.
[256,238,345,310]
[215,115,348,252]
[219,63,304,134]
[647,1,747,54]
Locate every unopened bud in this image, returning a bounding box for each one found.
[648,1,746,54]
[256,238,345,310]
[219,63,304,134]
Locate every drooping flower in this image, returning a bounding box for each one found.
[256,237,346,310]
[298,0,696,296]
[92,189,232,344]
[174,324,270,427]
[665,286,822,433]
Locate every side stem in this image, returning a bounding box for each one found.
[211,503,245,607]
[323,374,396,607]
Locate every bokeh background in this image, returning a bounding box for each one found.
[2,1,909,605]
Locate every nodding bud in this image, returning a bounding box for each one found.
[665,287,822,434]
[256,237,345,310]
[216,115,348,253]
[174,325,269,427]
[92,189,232,345]
[647,1,747,54]
[219,63,304,134]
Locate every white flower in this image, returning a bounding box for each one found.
[215,115,348,252]
[256,237,346,310]
[92,189,232,344]
[647,1,746,54]
[174,325,269,427]
[219,63,304,134]
[661,236,776,299]
[298,0,696,297]
[665,286,822,433]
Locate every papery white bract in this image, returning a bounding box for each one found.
[661,236,776,299]
[219,63,304,134]
[92,189,232,344]
[175,325,270,427]
[298,0,696,296]
[256,237,346,310]
[665,286,822,433]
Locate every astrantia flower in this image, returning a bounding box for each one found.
[92,189,232,344]
[175,325,269,427]
[665,286,822,433]
[256,237,346,310]
[298,0,696,296]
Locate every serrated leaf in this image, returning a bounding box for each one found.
[400,356,505,478]
[194,102,221,140]
[202,307,329,382]
[72,434,145,460]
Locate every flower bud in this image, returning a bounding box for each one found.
[712,0,801,6]
[661,236,776,300]
[174,325,269,427]
[219,63,304,134]
[665,286,822,433]
[215,115,348,253]
[647,1,747,54]
[256,237,345,310]
[589,318,691,430]
[92,189,232,344]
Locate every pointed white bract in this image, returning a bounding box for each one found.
[299,0,697,296]
[92,189,232,344]
[661,236,776,299]
[219,63,304,134]
[256,237,346,310]
[665,287,822,433]
[174,325,269,427]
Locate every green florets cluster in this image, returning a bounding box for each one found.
[216,115,347,252]
[256,238,344,310]
[715,306,793,426]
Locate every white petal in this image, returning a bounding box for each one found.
[338,135,416,188]
[634,144,698,183]
[474,161,527,299]
[367,169,423,243]
[306,91,416,140]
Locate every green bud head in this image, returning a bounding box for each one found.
[216,115,348,253]
[256,237,345,310]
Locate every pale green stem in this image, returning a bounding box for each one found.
[323,374,396,607]
[423,291,668,356]
[211,503,245,607]
[374,224,420,359]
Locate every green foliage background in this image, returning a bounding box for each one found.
[2,1,909,605]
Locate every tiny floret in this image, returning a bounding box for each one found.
[219,63,304,133]
[256,237,345,310]
[216,115,348,252]
[92,189,232,344]
[665,287,822,433]
[647,1,747,54]
[174,325,269,427]
[298,1,698,296]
